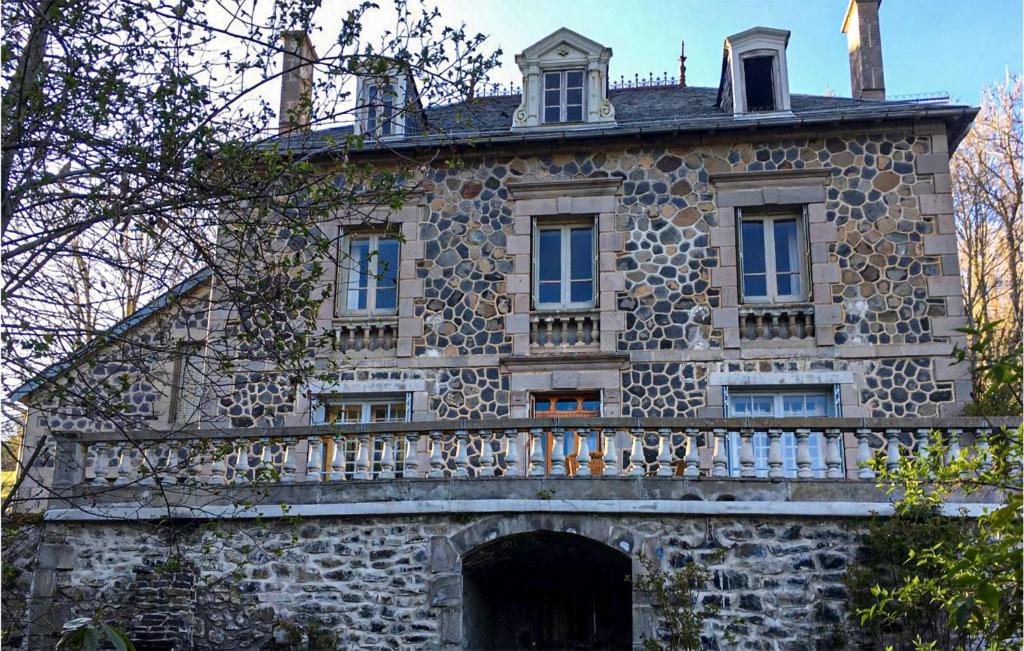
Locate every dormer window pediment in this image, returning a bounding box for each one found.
[718,27,793,117]
[512,28,616,130]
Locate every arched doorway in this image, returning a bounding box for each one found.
[462,531,632,650]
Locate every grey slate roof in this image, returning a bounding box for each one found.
[286,85,976,155]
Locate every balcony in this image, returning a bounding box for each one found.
[530,310,600,349]
[331,316,398,354]
[739,304,815,341]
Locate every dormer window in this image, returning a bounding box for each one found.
[366,83,395,136]
[543,70,585,123]
[512,28,615,130]
[743,56,776,112]
[718,27,792,116]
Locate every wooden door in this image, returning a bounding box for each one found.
[532,393,602,475]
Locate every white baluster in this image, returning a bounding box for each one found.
[428,431,444,478]
[575,431,591,477]
[164,440,180,485]
[479,430,494,477]
[104,443,121,483]
[354,433,371,480]
[208,443,226,486]
[795,429,813,479]
[711,429,728,478]
[977,428,993,471]
[855,429,875,479]
[739,429,756,478]
[656,428,673,477]
[454,430,470,478]
[825,429,843,479]
[550,428,566,477]
[234,439,252,484]
[504,429,521,477]
[766,429,784,479]
[256,437,272,482]
[138,444,157,486]
[529,428,546,477]
[945,429,962,464]
[916,428,931,463]
[885,429,902,472]
[683,428,700,479]
[379,433,395,479]
[602,431,619,477]
[305,437,322,483]
[91,443,108,486]
[330,435,345,481]
[403,433,419,479]
[281,438,297,483]
[628,429,644,477]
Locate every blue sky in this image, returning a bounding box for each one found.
[438,0,1022,105]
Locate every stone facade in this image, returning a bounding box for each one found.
[30,511,866,650]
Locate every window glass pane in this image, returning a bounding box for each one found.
[375,288,397,310]
[804,394,829,416]
[570,280,592,303]
[750,396,774,416]
[544,89,561,108]
[544,107,561,123]
[569,227,592,280]
[347,238,371,310]
[556,399,578,411]
[743,56,776,111]
[566,88,583,105]
[544,72,561,90]
[565,105,583,122]
[774,218,800,296]
[581,399,600,412]
[538,229,561,281]
[741,221,766,273]
[377,239,399,288]
[367,86,378,131]
[566,70,584,87]
[782,394,804,416]
[743,274,767,298]
[538,282,561,304]
[731,395,751,415]
[534,399,551,412]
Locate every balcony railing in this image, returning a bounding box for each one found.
[332,316,397,353]
[739,305,815,341]
[530,311,600,349]
[50,417,1018,492]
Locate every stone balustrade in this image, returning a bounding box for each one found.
[739,305,815,341]
[332,316,398,353]
[50,417,1018,492]
[529,311,600,349]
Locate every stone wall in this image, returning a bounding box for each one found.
[25,512,869,650]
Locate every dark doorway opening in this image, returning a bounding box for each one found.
[462,531,632,650]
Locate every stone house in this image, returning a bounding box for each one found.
[11,2,1016,649]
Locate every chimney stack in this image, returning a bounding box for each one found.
[279,30,318,134]
[841,0,885,100]
[678,40,687,87]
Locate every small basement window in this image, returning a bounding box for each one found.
[743,56,776,112]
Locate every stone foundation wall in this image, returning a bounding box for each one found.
[25,513,869,650]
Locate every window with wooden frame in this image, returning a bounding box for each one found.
[365,83,395,136]
[339,231,400,315]
[533,218,597,310]
[726,389,834,478]
[543,69,585,123]
[532,393,602,475]
[169,342,204,426]
[738,208,807,304]
[311,395,409,479]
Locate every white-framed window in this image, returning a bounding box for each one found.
[543,69,585,123]
[170,342,204,425]
[727,390,834,478]
[365,83,395,136]
[738,209,807,304]
[742,55,777,112]
[312,395,409,479]
[341,232,399,314]
[533,219,596,310]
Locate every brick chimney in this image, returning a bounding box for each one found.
[841,0,885,100]
[279,30,318,134]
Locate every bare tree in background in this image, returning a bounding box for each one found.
[952,72,1023,413]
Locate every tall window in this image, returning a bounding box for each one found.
[743,56,776,112]
[739,211,805,303]
[313,396,409,479]
[543,70,585,123]
[727,390,833,478]
[365,83,395,136]
[534,220,596,309]
[170,343,203,425]
[344,233,399,313]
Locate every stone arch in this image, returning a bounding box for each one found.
[428,514,653,650]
